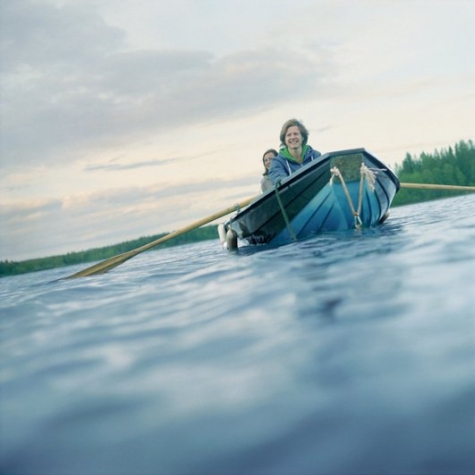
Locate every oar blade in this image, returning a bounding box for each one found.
[65,251,135,279]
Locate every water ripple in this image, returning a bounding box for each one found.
[1,195,475,474]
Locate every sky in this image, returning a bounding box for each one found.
[1,0,474,261]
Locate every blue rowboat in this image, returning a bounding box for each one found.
[220,148,400,249]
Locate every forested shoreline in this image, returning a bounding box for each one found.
[0,226,218,278]
[392,139,474,206]
[1,140,473,278]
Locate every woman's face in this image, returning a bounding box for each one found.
[285,125,303,150]
[263,152,275,170]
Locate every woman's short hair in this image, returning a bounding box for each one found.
[279,119,309,147]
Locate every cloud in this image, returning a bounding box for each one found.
[84,158,177,172]
[1,0,332,173]
[2,0,473,261]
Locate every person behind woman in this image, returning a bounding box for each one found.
[269,119,321,185]
[260,148,278,192]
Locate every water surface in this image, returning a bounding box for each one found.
[1,195,474,474]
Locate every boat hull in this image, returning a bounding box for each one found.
[226,148,400,246]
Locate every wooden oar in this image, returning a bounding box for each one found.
[400,182,475,192]
[65,195,257,279]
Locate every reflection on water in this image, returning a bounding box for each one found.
[1,195,475,474]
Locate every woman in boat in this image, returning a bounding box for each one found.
[269,118,322,184]
[260,148,278,192]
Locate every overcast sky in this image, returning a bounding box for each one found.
[1,0,474,261]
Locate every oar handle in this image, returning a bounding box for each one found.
[400,182,475,192]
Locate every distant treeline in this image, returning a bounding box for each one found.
[2,140,474,278]
[392,139,474,206]
[0,225,218,278]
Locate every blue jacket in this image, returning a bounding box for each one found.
[269,145,322,185]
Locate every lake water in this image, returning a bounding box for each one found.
[1,195,474,475]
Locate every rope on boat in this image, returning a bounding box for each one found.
[274,181,297,241]
[329,162,380,229]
